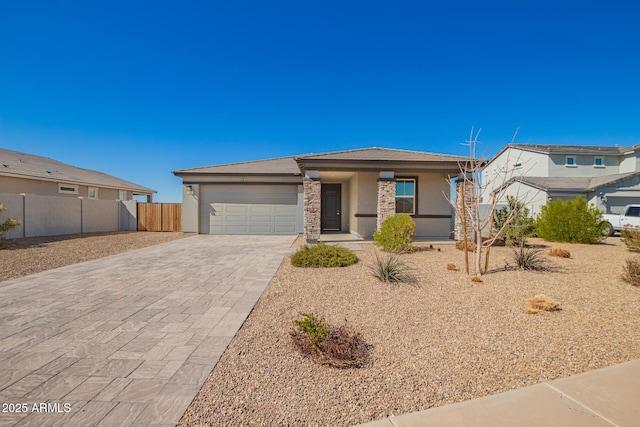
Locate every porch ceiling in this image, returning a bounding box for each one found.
[318,171,356,180]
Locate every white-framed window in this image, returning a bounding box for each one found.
[594,157,605,167]
[566,156,577,167]
[119,191,126,200]
[58,183,79,194]
[395,178,416,215]
[88,187,99,199]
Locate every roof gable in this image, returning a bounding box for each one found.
[295,147,468,162]
[0,148,155,194]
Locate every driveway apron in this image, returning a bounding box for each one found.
[0,235,296,426]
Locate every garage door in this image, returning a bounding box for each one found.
[606,197,640,214]
[200,185,300,235]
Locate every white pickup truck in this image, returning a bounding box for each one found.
[602,205,640,236]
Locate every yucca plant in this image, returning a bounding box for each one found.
[368,252,416,284]
[509,243,548,271]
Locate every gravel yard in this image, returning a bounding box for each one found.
[180,237,640,427]
[0,231,187,282]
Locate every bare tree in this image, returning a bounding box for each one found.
[445,127,534,276]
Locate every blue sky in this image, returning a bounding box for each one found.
[1,1,639,202]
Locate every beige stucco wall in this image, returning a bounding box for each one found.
[481,148,549,203]
[0,176,132,200]
[547,153,620,177]
[500,181,548,216]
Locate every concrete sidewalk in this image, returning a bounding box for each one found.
[357,358,640,427]
[0,235,295,427]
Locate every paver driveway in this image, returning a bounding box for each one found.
[0,235,296,426]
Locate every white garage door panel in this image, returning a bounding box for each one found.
[201,185,299,235]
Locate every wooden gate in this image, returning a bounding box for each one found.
[137,203,182,231]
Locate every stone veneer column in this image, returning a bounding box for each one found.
[454,179,475,241]
[303,176,321,243]
[376,178,396,230]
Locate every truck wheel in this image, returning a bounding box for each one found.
[606,222,615,236]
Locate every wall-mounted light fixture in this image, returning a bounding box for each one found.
[547,196,553,201]
[186,185,193,195]
[600,196,607,203]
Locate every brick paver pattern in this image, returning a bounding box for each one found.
[0,235,295,426]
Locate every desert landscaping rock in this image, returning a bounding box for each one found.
[179,237,640,427]
[0,231,186,282]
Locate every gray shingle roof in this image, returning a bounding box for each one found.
[517,172,640,191]
[509,144,640,155]
[173,147,472,176]
[295,147,468,162]
[173,156,301,175]
[0,148,155,194]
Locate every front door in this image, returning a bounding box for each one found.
[321,184,341,231]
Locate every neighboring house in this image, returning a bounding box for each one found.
[482,144,640,215]
[173,147,468,241]
[0,148,155,201]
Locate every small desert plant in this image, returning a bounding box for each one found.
[445,262,457,271]
[455,240,476,252]
[368,253,416,284]
[536,197,608,243]
[621,257,640,286]
[526,294,561,314]
[291,313,328,344]
[509,244,548,270]
[373,214,416,252]
[0,203,20,240]
[291,242,357,268]
[621,227,640,253]
[290,313,368,368]
[493,195,537,246]
[548,248,571,258]
[470,275,483,282]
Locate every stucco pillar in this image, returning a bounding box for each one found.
[303,174,321,243]
[454,178,475,241]
[376,177,396,230]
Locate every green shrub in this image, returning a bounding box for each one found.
[368,253,416,284]
[290,314,368,368]
[622,257,640,286]
[621,227,640,252]
[291,242,358,267]
[536,197,608,244]
[0,203,20,240]
[493,196,536,245]
[292,313,328,344]
[373,214,416,252]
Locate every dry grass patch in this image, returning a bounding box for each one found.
[290,313,368,368]
[526,294,561,314]
[621,257,640,286]
[445,262,457,271]
[455,240,476,252]
[470,275,483,282]
[548,248,571,258]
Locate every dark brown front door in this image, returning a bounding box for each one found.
[321,184,341,231]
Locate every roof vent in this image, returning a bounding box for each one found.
[46,170,52,174]
[2,164,8,167]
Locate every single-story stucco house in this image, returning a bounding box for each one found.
[173,147,469,241]
[0,148,155,201]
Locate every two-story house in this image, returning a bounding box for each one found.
[481,144,640,215]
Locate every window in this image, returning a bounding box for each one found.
[395,179,415,215]
[594,157,604,167]
[58,183,78,194]
[88,187,98,199]
[566,156,576,167]
[119,191,126,200]
[626,207,640,217]
[513,162,522,169]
